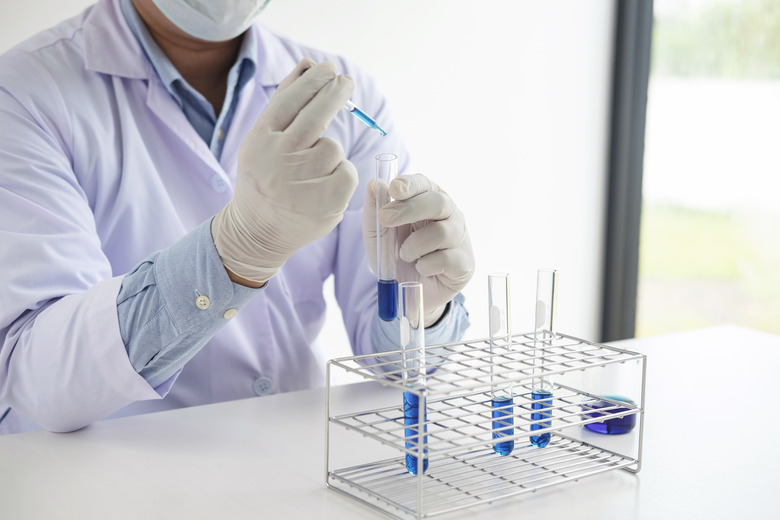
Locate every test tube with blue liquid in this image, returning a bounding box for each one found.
[489,273,514,456]
[400,281,428,475]
[530,269,558,448]
[376,153,398,321]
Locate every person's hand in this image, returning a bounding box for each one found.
[212,59,358,286]
[363,174,475,326]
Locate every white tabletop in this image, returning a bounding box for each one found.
[1,325,779,519]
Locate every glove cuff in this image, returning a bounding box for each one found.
[211,202,280,285]
[424,303,449,328]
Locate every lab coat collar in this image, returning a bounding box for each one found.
[78,0,296,177]
[82,0,224,176]
[83,0,149,79]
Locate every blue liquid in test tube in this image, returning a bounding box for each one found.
[376,154,398,321]
[491,395,514,456]
[488,273,514,456]
[377,279,398,322]
[530,269,558,448]
[403,390,428,474]
[530,389,552,448]
[399,282,427,475]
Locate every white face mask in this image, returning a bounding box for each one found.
[153,0,271,42]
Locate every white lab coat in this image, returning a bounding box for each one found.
[0,0,409,433]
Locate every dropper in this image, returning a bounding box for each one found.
[344,100,387,136]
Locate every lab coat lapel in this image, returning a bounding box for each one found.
[144,78,223,174]
[84,0,223,176]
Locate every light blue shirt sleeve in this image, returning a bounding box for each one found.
[116,0,470,388]
[116,0,262,389]
[117,220,260,388]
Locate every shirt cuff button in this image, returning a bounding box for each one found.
[195,295,211,310]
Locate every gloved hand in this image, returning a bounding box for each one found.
[363,174,475,327]
[212,59,358,285]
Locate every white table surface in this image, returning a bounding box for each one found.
[1,325,779,519]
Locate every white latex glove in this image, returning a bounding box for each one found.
[363,174,475,327]
[212,60,358,285]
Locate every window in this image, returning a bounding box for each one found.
[636,0,780,336]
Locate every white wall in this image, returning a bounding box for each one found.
[0,1,96,48]
[1,1,616,356]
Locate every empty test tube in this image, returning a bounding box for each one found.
[400,282,428,475]
[376,153,398,321]
[530,269,558,448]
[488,273,514,456]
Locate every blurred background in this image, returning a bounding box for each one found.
[638,0,780,336]
[1,0,776,360]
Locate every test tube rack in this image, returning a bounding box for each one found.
[325,332,646,519]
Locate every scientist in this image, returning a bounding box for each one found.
[0,0,474,434]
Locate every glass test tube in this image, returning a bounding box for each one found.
[376,153,398,321]
[530,269,558,448]
[489,273,514,456]
[400,282,428,475]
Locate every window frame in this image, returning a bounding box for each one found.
[601,0,654,342]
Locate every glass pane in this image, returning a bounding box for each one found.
[637,0,780,336]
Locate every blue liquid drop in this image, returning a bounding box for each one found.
[492,396,514,456]
[377,279,398,321]
[530,390,552,448]
[583,396,637,435]
[403,391,428,474]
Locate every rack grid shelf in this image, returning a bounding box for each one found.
[326,332,646,519]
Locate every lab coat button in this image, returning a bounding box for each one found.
[253,376,273,396]
[223,308,238,320]
[195,295,211,310]
[210,175,228,193]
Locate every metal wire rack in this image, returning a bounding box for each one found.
[325,332,646,519]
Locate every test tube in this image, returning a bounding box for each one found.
[376,153,398,321]
[530,269,558,448]
[489,273,514,456]
[400,282,428,475]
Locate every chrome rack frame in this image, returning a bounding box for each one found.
[325,332,646,519]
